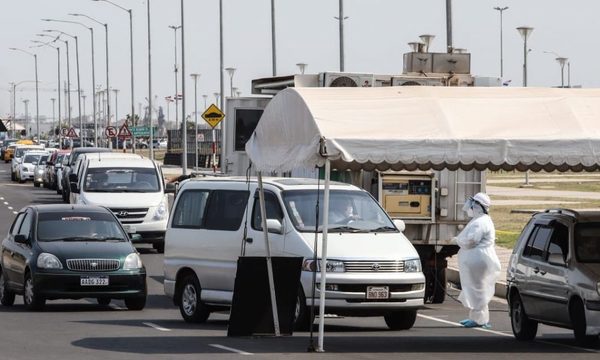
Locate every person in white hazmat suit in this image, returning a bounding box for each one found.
[454,192,501,328]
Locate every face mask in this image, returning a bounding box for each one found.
[466,208,474,218]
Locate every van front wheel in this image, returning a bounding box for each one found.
[384,310,417,330]
[178,274,210,323]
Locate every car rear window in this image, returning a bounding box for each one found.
[37,211,126,242]
[575,222,600,263]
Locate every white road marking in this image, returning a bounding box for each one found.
[12,211,17,215]
[417,314,599,353]
[0,197,4,200]
[3,202,8,205]
[7,206,13,210]
[209,344,253,355]
[143,322,171,332]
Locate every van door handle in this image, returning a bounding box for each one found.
[245,238,253,244]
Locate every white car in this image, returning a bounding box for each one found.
[16,151,48,183]
[11,144,45,181]
[33,153,51,187]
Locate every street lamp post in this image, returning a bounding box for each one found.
[334,0,348,72]
[10,81,35,138]
[168,25,182,131]
[94,0,135,152]
[225,68,236,97]
[9,48,39,141]
[51,98,56,139]
[296,63,308,74]
[202,94,208,109]
[23,99,30,137]
[556,57,568,88]
[191,73,200,171]
[493,6,509,78]
[516,26,534,87]
[30,40,61,145]
[147,0,154,160]
[180,0,188,175]
[213,92,220,105]
[271,0,277,76]
[70,13,110,148]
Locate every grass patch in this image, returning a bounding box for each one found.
[490,181,600,192]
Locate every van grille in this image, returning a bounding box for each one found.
[109,208,148,224]
[66,259,120,272]
[343,260,405,272]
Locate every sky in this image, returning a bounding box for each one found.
[1,0,599,124]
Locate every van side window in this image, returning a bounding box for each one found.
[523,225,552,261]
[204,190,249,231]
[547,223,569,262]
[172,190,210,228]
[251,192,284,231]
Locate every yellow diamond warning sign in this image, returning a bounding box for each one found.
[201,104,225,128]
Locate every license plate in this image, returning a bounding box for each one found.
[80,276,109,286]
[366,286,389,299]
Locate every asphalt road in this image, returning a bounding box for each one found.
[0,161,599,359]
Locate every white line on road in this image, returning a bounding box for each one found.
[12,211,17,215]
[3,202,8,205]
[0,197,4,200]
[209,344,253,355]
[7,206,13,210]
[417,314,599,353]
[143,322,171,332]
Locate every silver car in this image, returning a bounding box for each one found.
[507,208,600,344]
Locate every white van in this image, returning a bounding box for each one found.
[69,153,172,252]
[164,177,425,330]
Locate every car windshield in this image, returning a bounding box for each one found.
[16,148,34,157]
[83,167,160,192]
[23,154,42,164]
[37,212,127,242]
[574,222,600,263]
[282,189,396,233]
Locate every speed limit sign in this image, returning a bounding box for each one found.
[60,127,69,136]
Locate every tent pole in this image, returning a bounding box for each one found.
[317,159,331,352]
[257,171,281,336]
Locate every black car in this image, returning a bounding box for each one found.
[61,147,112,203]
[0,205,147,311]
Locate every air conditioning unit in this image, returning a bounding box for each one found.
[320,72,375,87]
[447,74,474,87]
[391,76,447,86]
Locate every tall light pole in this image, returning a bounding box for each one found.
[219,0,224,110]
[94,0,135,149]
[114,88,120,149]
[45,29,82,145]
[202,94,208,109]
[9,48,39,141]
[30,40,61,144]
[296,62,307,74]
[168,25,181,131]
[517,26,534,87]
[180,0,188,175]
[493,6,509,78]
[70,13,110,147]
[11,81,36,138]
[23,99,30,137]
[50,98,56,139]
[225,67,236,97]
[271,0,277,76]
[213,92,220,105]
[334,0,348,72]
[41,34,71,130]
[191,73,200,171]
[147,0,154,160]
[446,0,453,52]
[43,18,97,147]
[556,57,568,88]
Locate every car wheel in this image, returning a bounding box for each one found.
[384,310,417,330]
[97,297,111,306]
[178,274,210,323]
[23,273,45,311]
[570,298,598,345]
[34,181,40,188]
[293,287,313,331]
[125,296,146,311]
[152,242,164,254]
[510,292,537,340]
[0,271,16,306]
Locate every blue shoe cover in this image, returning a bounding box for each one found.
[462,320,479,328]
[459,319,471,325]
[481,323,492,329]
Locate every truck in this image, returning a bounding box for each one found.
[216,46,500,303]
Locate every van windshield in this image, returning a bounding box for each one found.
[83,167,160,193]
[282,190,396,233]
[23,154,42,164]
[575,222,600,263]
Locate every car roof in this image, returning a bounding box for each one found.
[533,208,600,223]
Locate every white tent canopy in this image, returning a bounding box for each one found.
[246,86,600,172]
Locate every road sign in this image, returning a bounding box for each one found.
[66,127,78,138]
[118,123,133,138]
[130,126,158,137]
[60,127,69,136]
[202,104,225,128]
[105,126,117,138]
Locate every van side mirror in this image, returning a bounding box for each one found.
[14,234,29,244]
[266,219,284,234]
[70,182,80,194]
[164,182,176,194]
[68,173,78,183]
[393,219,406,232]
[547,253,566,267]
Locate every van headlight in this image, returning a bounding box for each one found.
[404,259,422,273]
[302,259,345,273]
[153,199,168,220]
[37,253,63,269]
[123,253,143,270]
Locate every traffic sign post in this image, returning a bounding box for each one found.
[130,126,158,137]
[66,127,78,138]
[201,104,225,173]
[60,127,69,137]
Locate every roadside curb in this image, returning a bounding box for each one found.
[446,267,507,299]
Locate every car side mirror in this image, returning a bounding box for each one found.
[266,219,284,234]
[70,182,80,194]
[14,234,29,244]
[164,182,176,194]
[393,219,406,232]
[68,173,78,183]
[547,253,566,267]
[130,233,142,242]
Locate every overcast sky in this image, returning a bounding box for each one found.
[1,0,599,123]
